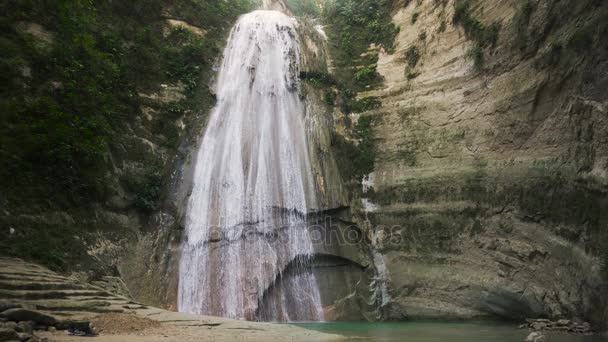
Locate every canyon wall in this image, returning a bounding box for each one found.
[2,0,607,328]
[329,0,608,325]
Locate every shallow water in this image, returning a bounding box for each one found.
[294,322,607,341]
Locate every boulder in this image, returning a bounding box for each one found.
[1,321,18,330]
[525,332,545,342]
[17,332,33,341]
[0,328,19,341]
[530,321,548,330]
[0,304,21,313]
[16,321,34,333]
[569,322,592,334]
[0,309,56,326]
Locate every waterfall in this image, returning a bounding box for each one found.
[178,10,324,322]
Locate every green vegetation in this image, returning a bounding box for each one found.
[123,165,164,213]
[453,0,500,69]
[300,71,338,106]
[412,12,420,24]
[520,0,534,20]
[406,46,420,67]
[321,0,398,183]
[1,222,90,272]
[533,2,608,73]
[163,27,212,92]
[514,0,535,49]
[467,44,484,70]
[1,0,133,203]
[355,66,378,84]
[352,115,376,178]
[300,71,336,86]
[286,0,321,17]
[323,0,399,90]
[324,90,336,105]
[567,27,594,51]
[434,0,449,8]
[438,21,447,33]
[406,71,420,80]
[0,0,254,269]
[0,0,253,206]
[333,115,376,181]
[398,146,418,167]
[538,41,563,67]
[470,219,484,236]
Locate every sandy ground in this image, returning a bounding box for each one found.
[38,324,347,342]
[36,312,347,342]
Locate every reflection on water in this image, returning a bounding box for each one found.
[293,322,607,342]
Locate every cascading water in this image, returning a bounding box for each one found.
[178,9,324,322]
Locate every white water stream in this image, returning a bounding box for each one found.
[178,10,324,322]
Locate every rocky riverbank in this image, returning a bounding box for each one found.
[0,258,341,342]
[521,318,594,335]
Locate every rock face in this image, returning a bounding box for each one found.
[0,0,253,313]
[120,12,374,321]
[523,318,593,334]
[525,332,545,342]
[346,0,608,325]
[105,0,608,324]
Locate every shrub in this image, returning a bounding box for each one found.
[521,0,534,22]
[351,97,381,112]
[286,0,321,17]
[412,12,420,24]
[355,66,377,83]
[468,44,484,70]
[163,27,212,93]
[453,0,500,47]
[434,0,448,8]
[568,28,594,51]
[301,71,336,86]
[406,46,420,67]
[324,90,335,105]
[515,0,535,49]
[333,115,376,181]
[323,0,399,57]
[453,0,470,24]
[407,71,420,80]
[438,21,447,33]
[540,41,563,67]
[123,166,164,213]
[453,0,500,69]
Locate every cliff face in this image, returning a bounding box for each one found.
[2,0,607,327]
[0,0,257,308]
[337,0,608,324]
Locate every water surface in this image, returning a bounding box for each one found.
[294,322,607,341]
